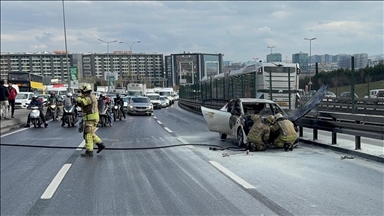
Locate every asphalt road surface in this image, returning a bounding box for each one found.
[1,103,383,215]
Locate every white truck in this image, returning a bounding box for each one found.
[127,83,146,96]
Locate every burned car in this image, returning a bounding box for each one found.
[201,85,328,148]
[201,98,287,147]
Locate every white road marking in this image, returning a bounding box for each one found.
[164,127,173,133]
[1,128,29,138]
[157,121,162,124]
[209,161,255,189]
[177,137,189,144]
[153,116,157,119]
[40,164,72,199]
[76,141,85,150]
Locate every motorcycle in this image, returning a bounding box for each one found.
[112,104,123,121]
[29,106,45,128]
[46,103,59,121]
[62,105,77,127]
[99,104,111,127]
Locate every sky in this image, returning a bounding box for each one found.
[1,1,383,62]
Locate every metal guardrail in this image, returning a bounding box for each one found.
[300,96,384,115]
[178,99,384,150]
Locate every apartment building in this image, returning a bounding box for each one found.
[164,52,224,87]
[81,52,163,87]
[0,52,73,82]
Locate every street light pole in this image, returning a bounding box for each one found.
[119,41,141,85]
[98,39,117,93]
[304,37,317,91]
[267,46,275,54]
[61,0,71,90]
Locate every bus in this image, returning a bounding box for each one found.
[180,62,301,109]
[7,72,46,94]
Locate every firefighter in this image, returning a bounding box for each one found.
[246,114,275,151]
[76,83,106,157]
[270,113,298,150]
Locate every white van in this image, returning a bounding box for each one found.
[15,92,35,109]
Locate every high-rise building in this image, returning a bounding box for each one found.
[292,52,308,73]
[164,52,223,87]
[81,53,164,87]
[0,52,73,82]
[353,53,368,69]
[266,53,282,62]
[337,54,352,69]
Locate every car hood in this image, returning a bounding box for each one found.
[288,84,328,122]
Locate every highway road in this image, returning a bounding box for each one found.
[1,103,383,215]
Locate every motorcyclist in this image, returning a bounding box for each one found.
[113,93,126,120]
[270,113,298,150]
[98,94,112,127]
[61,92,78,126]
[25,95,48,128]
[246,115,275,151]
[46,91,61,120]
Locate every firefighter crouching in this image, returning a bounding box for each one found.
[76,83,106,157]
[270,113,298,150]
[246,115,275,151]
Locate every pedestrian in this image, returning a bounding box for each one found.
[0,80,10,120]
[246,114,275,151]
[76,83,106,157]
[270,113,298,150]
[7,82,18,118]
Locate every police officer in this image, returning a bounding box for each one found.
[270,113,298,150]
[76,83,105,157]
[246,115,275,151]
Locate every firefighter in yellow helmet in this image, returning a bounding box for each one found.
[76,83,105,157]
[270,113,298,150]
[246,114,274,151]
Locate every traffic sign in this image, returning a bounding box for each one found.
[108,76,115,86]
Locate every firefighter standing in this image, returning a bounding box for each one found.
[246,115,275,151]
[76,83,106,157]
[270,113,298,150]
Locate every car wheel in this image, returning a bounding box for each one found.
[219,133,227,140]
[237,128,245,147]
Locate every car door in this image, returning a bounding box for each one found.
[201,105,232,135]
[229,99,244,137]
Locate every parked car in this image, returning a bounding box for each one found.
[127,96,153,116]
[201,98,287,147]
